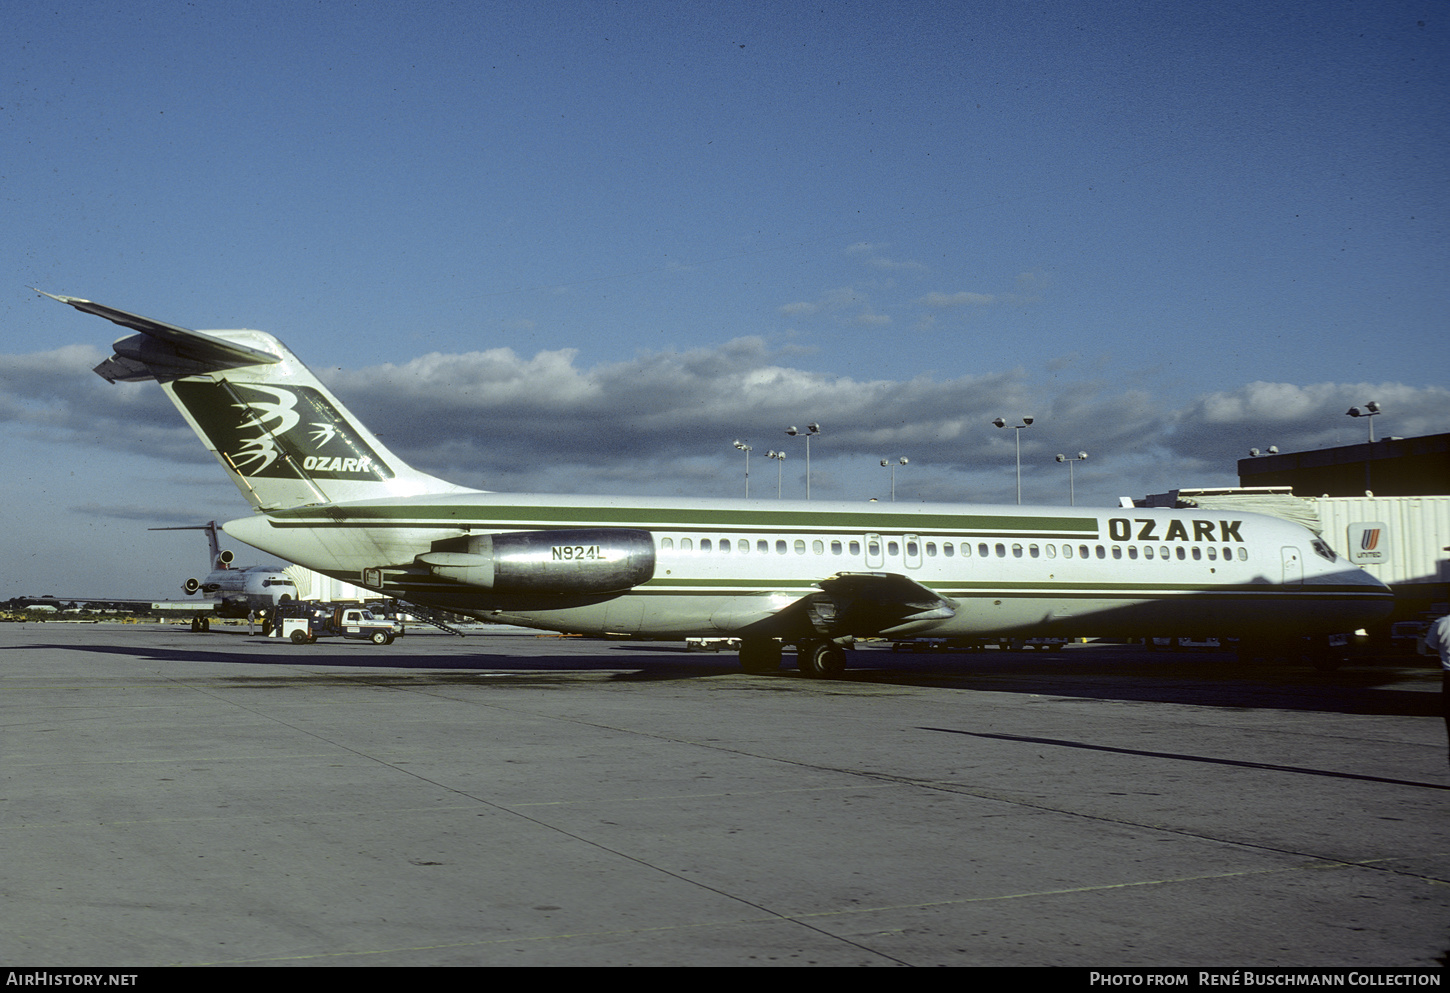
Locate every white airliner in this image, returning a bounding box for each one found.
[43,292,1394,675]
[150,521,296,627]
[14,519,294,623]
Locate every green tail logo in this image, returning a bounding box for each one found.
[172,380,394,481]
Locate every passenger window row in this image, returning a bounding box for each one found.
[949,541,1248,562]
[657,536,1249,562]
[659,537,863,555]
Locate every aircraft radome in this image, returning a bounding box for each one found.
[41,291,1394,676]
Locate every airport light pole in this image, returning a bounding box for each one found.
[1346,401,1382,442]
[993,416,1033,504]
[880,457,908,501]
[765,450,786,498]
[785,423,820,499]
[732,440,753,498]
[1054,451,1087,506]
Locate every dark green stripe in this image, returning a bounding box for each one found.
[567,586,1388,602]
[265,503,1099,533]
[641,578,1387,597]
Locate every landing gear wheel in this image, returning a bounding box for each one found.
[797,641,848,678]
[738,639,782,674]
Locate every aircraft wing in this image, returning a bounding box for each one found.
[9,595,176,609]
[35,290,280,382]
[743,572,956,640]
[815,572,957,634]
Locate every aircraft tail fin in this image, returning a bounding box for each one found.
[42,291,470,511]
[148,521,233,571]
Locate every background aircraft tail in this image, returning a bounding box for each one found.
[42,292,469,511]
[148,521,231,571]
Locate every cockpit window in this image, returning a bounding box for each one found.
[1310,537,1336,562]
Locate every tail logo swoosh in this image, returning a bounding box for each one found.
[172,380,395,481]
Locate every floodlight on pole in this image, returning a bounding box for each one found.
[1054,451,1087,506]
[993,416,1034,504]
[1346,401,1382,442]
[731,440,752,498]
[765,450,787,499]
[879,457,908,501]
[785,422,821,499]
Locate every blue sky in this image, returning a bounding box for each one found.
[2,0,1446,598]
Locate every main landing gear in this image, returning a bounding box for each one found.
[737,639,849,678]
[796,640,848,678]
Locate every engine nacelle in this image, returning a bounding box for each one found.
[183,577,201,594]
[417,528,655,595]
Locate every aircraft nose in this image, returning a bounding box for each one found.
[1314,562,1395,624]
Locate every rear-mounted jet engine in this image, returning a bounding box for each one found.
[417,528,656,595]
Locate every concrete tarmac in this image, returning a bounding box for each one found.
[2,622,1446,967]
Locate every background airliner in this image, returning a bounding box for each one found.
[42,291,1394,675]
[11,519,296,627]
[150,522,296,628]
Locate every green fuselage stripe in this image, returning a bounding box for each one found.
[643,578,1372,592]
[265,503,1100,534]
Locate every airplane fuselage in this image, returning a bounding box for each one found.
[192,564,297,617]
[223,492,1392,642]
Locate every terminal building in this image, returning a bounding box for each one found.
[1236,432,1449,498]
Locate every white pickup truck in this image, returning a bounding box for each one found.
[275,603,402,645]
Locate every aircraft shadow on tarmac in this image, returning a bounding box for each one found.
[13,633,1443,719]
[920,726,1450,792]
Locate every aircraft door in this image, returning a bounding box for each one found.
[865,533,884,569]
[1281,546,1303,587]
[903,533,922,570]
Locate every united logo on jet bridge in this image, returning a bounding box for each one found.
[172,380,394,481]
[1347,522,1390,565]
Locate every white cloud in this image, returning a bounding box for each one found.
[2,340,1446,509]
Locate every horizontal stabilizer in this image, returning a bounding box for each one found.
[35,290,279,382]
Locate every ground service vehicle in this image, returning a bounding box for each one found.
[274,602,401,645]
